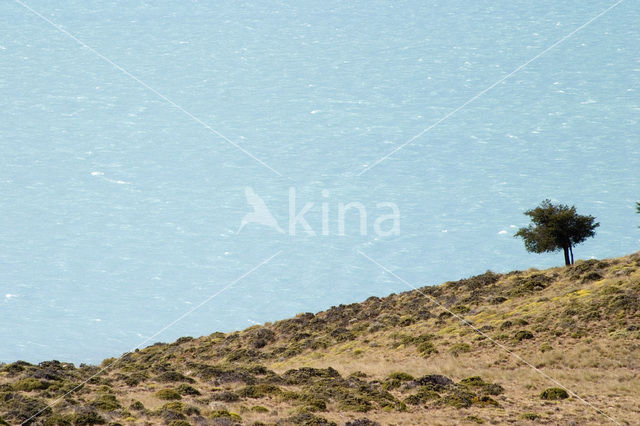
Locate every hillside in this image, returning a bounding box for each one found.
[2,253,640,425]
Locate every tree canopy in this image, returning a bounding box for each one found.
[515,200,599,266]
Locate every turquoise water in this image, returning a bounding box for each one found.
[1,0,639,364]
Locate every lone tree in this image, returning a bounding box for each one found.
[515,200,599,266]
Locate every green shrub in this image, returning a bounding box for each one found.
[161,401,185,413]
[251,405,269,413]
[12,378,50,392]
[156,371,194,383]
[388,372,414,381]
[539,343,552,353]
[237,384,282,398]
[451,305,470,314]
[129,400,145,410]
[44,409,106,426]
[211,390,240,402]
[155,388,182,400]
[449,343,471,356]
[90,394,121,411]
[500,320,513,330]
[440,389,475,408]
[540,387,569,400]
[404,388,440,405]
[177,384,201,395]
[514,330,534,341]
[473,395,498,406]
[460,376,484,386]
[417,341,438,357]
[209,410,241,420]
[168,421,191,426]
[520,412,541,420]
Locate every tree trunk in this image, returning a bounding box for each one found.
[569,245,574,265]
[562,246,571,266]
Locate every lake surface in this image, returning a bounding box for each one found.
[1,0,639,364]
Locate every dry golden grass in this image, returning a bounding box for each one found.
[2,253,640,425]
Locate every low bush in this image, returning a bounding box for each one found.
[12,378,50,392]
[90,394,121,411]
[209,410,241,421]
[514,330,534,341]
[449,343,471,356]
[540,387,569,400]
[155,388,182,400]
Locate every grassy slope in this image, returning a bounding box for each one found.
[2,253,640,425]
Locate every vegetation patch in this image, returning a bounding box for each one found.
[514,330,535,341]
[155,388,182,400]
[209,409,241,421]
[540,387,569,400]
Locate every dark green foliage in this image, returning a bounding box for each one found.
[2,361,31,376]
[90,394,121,411]
[403,387,440,405]
[237,384,282,398]
[520,412,541,420]
[226,348,261,362]
[390,333,438,357]
[176,384,201,396]
[450,271,501,291]
[155,388,182,400]
[509,274,553,296]
[160,401,185,413]
[248,327,276,349]
[473,395,499,406]
[606,291,640,314]
[460,376,484,386]
[70,409,107,425]
[122,372,147,387]
[388,372,414,381]
[500,320,513,330]
[209,409,241,420]
[417,341,438,357]
[299,393,327,411]
[156,371,195,383]
[12,378,50,392]
[515,200,599,266]
[514,330,535,341]
[44,409,107,425]
[187,363,256,384]
[439,388,475,408]
[286,412,336,426]
[540,387,569,400]
[337,395,372,412]
[460,377,504,396]
[449,343,471,356]
[487,296,507,304]
[211,391,240,402]
[451,305,470,314]
[129,400,145,411]
[0,393,52,423]
[345,419,380,426]
[413,375,453,391]
[283,367,340,385]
